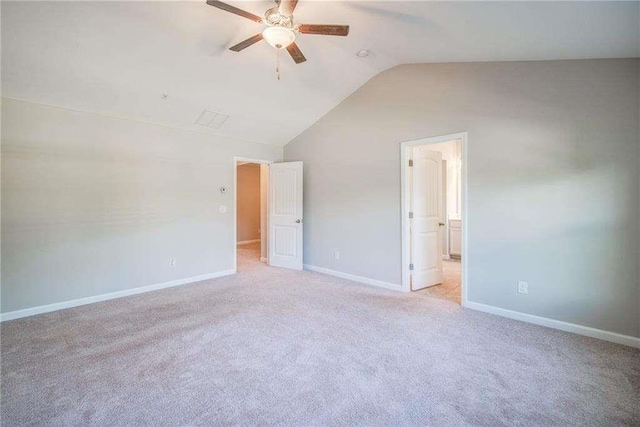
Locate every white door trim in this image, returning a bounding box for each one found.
[233,157,273,270]
[400,132,469,306]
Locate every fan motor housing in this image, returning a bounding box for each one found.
[264,7,294,28]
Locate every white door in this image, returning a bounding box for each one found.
[268,162,303,270]
[410,148,444,290]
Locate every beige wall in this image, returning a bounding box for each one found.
[236,163,261,243]
[1,98,282,314]
[284,59,640,338]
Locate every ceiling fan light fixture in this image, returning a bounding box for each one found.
[262,26,296,49]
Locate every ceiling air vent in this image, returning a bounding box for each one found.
[195,109,229,129]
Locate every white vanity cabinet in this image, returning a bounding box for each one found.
[449,219,462,257]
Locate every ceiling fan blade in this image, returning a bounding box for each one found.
[286,42,307,64]
[298,24,349,36]
[229,33,263,52]
[278,0,298,16]
[206,0,262,23]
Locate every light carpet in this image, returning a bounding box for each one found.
[1,243,639,425]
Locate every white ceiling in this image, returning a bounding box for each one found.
[3,1,638,147]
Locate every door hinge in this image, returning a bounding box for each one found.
[409,263,414,271]
[408,159,414,167]
[409,212,414,219]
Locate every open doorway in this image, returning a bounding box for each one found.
[401,133,467,305]
[234,158,271,272]
[233,158,304,273]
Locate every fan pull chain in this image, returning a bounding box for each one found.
[276,48,281,80]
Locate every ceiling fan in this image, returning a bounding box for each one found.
[206,0,349,65]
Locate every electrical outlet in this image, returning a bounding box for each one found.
[517,281,528,294]
[170,258,177,268]
[334,251,340,260]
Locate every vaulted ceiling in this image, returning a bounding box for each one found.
[3,1,638,147]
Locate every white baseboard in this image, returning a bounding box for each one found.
[465,301,640,349]
[237,239,261,246]
[0,270,236,322]
[304,264,404,292]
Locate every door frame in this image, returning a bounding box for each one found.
[233,156,274,271]
[400,132,469,306]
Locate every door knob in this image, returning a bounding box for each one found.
[438,222,445,227]
[296,219,302,224]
